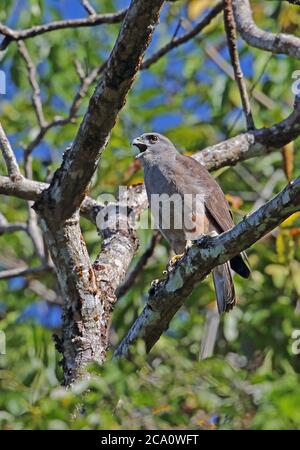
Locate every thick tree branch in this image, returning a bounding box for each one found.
[92,185,148,351]
[115,176,300,357]
[232,0,300,59]
[0,123,22,181]
[141,2,223,70]
[34,0,164,223]
[0,10,127,50]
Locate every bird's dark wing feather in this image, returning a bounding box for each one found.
[175,154,250,279]
[175,154,234,232]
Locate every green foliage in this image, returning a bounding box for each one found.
[1,0,300,430]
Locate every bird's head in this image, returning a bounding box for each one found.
[132,132,176,162]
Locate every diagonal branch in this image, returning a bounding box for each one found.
[0,220,27,235]
[141,1,223,70]
[0,122,22,181]
[204,44,276,110]
[232,0,300,59]
[0,9,127,50]
[23,63,104,157]
[115,176,300,357]
[17,40,47,129]
[34,0,165,223]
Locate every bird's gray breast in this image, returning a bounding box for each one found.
[143,162,205,253]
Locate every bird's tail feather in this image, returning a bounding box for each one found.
[212,263,236,314]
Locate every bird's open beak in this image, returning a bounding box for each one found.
[132,137,147,157]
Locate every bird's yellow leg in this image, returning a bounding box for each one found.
[169,253,185,265]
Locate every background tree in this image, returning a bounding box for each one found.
[0,0,300,430]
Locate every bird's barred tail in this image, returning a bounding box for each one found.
[212,263,236,314]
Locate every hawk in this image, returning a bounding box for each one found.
[132,132,250,314]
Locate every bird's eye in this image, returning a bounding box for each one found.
[148,135,158,143]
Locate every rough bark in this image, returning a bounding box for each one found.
[30,1,164,384]
[35,0,164,223]
[232,0,300,59]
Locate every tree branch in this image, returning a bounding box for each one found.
[24,64,104,157]
[0,221,27,235]
[17,40,47,129]
[204,44,276,110]
[0,122,22,181]
[194,96,300,170]
[1,95,300,217]
[232,0,300,59]
[115,176,300,357]
[141,2,223,70]
[0,9,127,50]
[0,264,52,281]
[116,232,161,299]
[81,0,96,16]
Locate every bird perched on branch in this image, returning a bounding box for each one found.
[132,132,250,314]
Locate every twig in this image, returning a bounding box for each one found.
[232,0,300,59]
[204,44,276,110]
[17,40,47,129]
[199,307,220,360]
[0,9,127,50]
[81,0,96,16]
[27,202,45,261]
[0,122,22,181]
[24,64,104,157]
[141,2,223,70]
[223,0,255,130]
